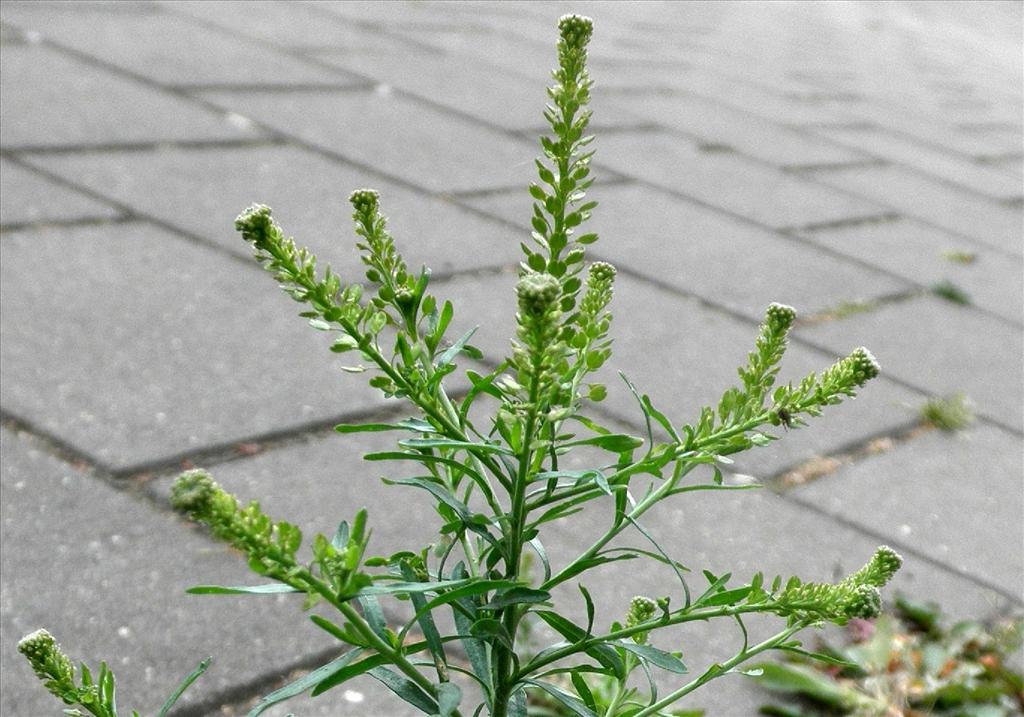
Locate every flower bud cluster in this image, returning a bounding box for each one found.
[765,302,797,333]
[843,545,902,589]
[625,595,658,644]
[512,273,567,410]
[349,188,380,217]
[558,14,593,51]
[235,203,275,248]
[172,470,301,580]
[579,261,615,320]
[847,347,880,385]
[776,546,900,624]
[17,629,78,704]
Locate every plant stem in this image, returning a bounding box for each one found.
[630,623,806,717]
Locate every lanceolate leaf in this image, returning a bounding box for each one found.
[521,679,598,717]
[186,584,301,595]
[612,641,688,674]
[247,650,362,717]
[368,666,439,714]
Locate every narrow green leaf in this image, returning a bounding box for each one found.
[613,642,687,674]
[437,682,462,717]
[397,438,514,455]
[482,586,551,610]
[335,418,435,434]
[186,584,301,595]
[522,679,597,717]
[437,326,478,368]
[367,667,439,714]
[563,433,643,453]
[247,650,361,717]
[158,657,212,717]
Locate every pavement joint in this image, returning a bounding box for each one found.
[780,489,1023,610]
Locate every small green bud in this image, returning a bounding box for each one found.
[517,272,561,316]
[558,14,593,49]
[588,261,616,286]
[625,595,658,643]
[234,204,274,244]
[349,188,380,216]
[847,346,880,385]
[843,584,882,619]
[171,469,218,514]
[765,302,797,332]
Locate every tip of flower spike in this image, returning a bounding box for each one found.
[348,188,380,215]
[558,14,593,49]
[766,302,797,331]
[588,261,616,284]
[517,272,561,315]
[848,346,880,385]
[18,629,56,657]
[234,204,274,243]
[864,545,902,587]
[171,469,217,513]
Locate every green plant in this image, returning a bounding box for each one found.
[753,597,1024,717]
[921,393,975,431]
[20,15,900,717]
[16,630,209,717]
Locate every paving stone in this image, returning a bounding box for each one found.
[0,426,337,716]
[199,87,537,193]
[790,424,1023,597]
[811,125,1024,200]
[809,164,1024,255]
[797,217,1024,324]
[222,673,421,716]
[0,161,120,226]
[0,43,257,149]
[311,47,649,133]
[0,222,390,471]
[433,270,924,480]
[0,3,350,86]
[167,0,407,51]
[593,130,888,229]
[461,182,910,319]
[795,295,1023,432]
[24,144,522,272]
[603,91,868,168]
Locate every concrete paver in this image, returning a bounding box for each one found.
[0,161,120,227]
[23,144,523,271]
[595,130,890,229]
[603,91,869,168]
[796,217,1024,324]
[809,163,1024,254]
[795,294,1023,432]
[0,426,336,717]
[461,182,911,319]
[810,125,1024,200]
[198,87,537,193]
[790,424,1024,597]
[0,4,355,87]
[0,43,258,149]
[0,222,387,471]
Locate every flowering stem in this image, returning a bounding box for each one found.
[631,622,807,717]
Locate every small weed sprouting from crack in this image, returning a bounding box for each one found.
[941,249,978,264]
[931,279,972,305]
[921,392,975,432]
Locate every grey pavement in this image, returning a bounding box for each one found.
[1,1,1021,716]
